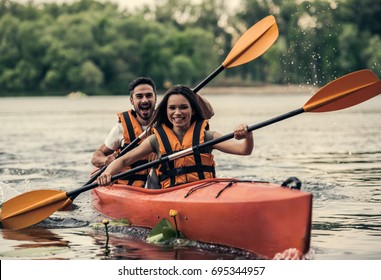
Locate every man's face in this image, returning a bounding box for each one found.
[130,84,157,125]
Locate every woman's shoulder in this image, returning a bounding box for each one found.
[147,134,159,153]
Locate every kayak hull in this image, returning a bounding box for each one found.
[91,178,312,259]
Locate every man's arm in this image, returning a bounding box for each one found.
[91,144,116,168]
[91,123,123,168]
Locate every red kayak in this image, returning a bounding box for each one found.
[91,178,312,259]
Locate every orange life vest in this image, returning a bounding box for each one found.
[153,120,216,188]
[115,110,149,187]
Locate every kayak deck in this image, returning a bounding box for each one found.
[91,178,312,259]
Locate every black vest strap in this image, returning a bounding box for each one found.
[118,111,147,186]
[157,121,215,187]
[156,125,176,186]
[192,121,205,180]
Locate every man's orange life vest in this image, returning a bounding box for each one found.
[116,110,149,187]
[153,120,216,188]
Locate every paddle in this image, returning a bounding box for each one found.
[84,15,279,185]
[1,69,380,230]
[192,15,278,92]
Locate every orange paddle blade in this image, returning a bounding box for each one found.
[222,15,279,68]
[304,69,381,113]
[1,190,71,230]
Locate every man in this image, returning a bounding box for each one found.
[91,77,214,187]
[91,77,157,187]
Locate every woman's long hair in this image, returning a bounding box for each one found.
[148,85,206,131]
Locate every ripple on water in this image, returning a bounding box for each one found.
[36,216,90,229]
[90,226,264,260]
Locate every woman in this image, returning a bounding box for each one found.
[97,85,253,188]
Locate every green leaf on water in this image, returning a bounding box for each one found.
[146,218,177,244]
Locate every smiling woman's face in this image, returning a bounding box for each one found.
[167,93,194,131]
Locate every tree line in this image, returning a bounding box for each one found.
[0,0,380,96]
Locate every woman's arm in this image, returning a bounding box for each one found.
[212,124,254,155]
[97,138,154,186]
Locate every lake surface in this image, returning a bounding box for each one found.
[1,91,380,260]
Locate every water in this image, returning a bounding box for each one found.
[1,91,380,260]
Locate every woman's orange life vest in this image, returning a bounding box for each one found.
[115,110,150,187]
[153,120,216,188]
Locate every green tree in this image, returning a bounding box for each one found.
[0,14,21,90]
[338,0,381,36]
[337,24,365,72]
[169,55,195,85]
[166,28,218,85]
[363,35,381,74]
[68,60,104,92]
[2,0,379,96]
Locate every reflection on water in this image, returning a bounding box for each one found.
[2,228,68,247]
[0,94,380,260]
[0,221,261,260]
[0,227,70,259]
[92,232,261,260]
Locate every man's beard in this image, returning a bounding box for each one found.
[135,104,153,120]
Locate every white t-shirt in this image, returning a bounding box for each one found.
[104,123,124,151]
[104,123,147,151]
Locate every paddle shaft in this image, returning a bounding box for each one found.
[67,107,304,199]
[192,65,224,93]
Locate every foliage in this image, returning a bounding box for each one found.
[0,0,379,96]
[238,0,380,85]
